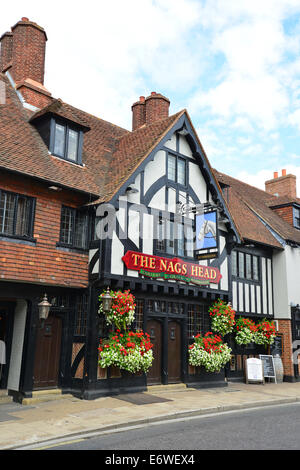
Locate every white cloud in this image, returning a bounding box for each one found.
[236,166,300,196]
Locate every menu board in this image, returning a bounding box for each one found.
[245,358,264,384]
[259,355,276,382]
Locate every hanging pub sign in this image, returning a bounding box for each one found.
[122,251,222,286]
[195,210,219,260]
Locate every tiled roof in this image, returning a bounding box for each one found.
[0,75,185,202]
[214,170,300,246]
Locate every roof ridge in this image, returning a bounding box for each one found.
[214,169,276,200]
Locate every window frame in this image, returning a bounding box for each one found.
[231,250,260,282]
[58,205,91,251]
[50,117,84,165]
[167,152,187,187]
[0,189,36,241]
[293,206,300,230]
[154,213,194,259]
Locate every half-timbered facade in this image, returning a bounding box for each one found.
[84,109,241,398]
[1,17,299,404]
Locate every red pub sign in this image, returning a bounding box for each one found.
[122,251,222,286]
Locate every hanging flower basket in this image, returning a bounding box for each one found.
[208,299,236,336]
[98,330,154,374]
[98,289,136,330]
[253,319,276,347]
[235,317,257,346]
[188,332,232,373]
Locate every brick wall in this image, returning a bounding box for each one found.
[272,205,294,226]
[0,172,89,288]
[277,319,294,378]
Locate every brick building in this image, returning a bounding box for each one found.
[0,18,299,403]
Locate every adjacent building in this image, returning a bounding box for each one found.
[0,18,299,402]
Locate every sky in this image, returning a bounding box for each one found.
[2,0,300,194]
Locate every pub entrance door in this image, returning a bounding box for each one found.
[33,314,62,389]
[146,318,182,385]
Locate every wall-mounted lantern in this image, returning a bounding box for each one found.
[38,294,51,325]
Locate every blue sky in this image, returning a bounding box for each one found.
[2,0,300,194]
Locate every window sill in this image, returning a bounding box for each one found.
[56,242,88,254]
[51,153,84,167]
[0,234,36,246]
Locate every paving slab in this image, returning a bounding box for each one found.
[1,381,300,450]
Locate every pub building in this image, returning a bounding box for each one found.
[0,18,299,404]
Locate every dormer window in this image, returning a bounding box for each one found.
[52,120,82,164]
[294,207,300,229]
[30,102,89,166]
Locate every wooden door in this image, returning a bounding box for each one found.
[146,319,162,385]
[168,321,181,383]
[33,315,62,389]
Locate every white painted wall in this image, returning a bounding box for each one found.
[7,300,27,392]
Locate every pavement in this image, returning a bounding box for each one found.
[1,380,300,450]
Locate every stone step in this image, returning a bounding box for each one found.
[0,390,13,405]
[147,383,188,393]
[22,389,74,405]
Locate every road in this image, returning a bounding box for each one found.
[32,403,300,451]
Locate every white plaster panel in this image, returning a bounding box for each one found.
[220,256,228,291]
[267,258,273,315]
[256,286,261,314]
[239,282,244,311]
[189,161,207,203]
[261,257,268,315]
[164,133,176,151]
[179,135,193,158]
[148,187,166,210]
[232,281,237,311]
[128,209,140,249]
[244,283,250,313]
[143,213,154,255]
[144,150,166,193]
[251,285,255,313]
[111,232,124,275]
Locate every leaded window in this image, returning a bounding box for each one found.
[167,153,186,186]
[188,304,210,338]
[60,206,89,249]
[0,190,35,238]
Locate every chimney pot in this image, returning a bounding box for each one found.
[21,17,29,21]
[139,96,145,102]
[282,169,287,176]
[274,172,278,178]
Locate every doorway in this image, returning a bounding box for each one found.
[146,318,182,385]
[33,314,62,389]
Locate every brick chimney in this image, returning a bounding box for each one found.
[265,169,297,199]
[132,96,146,131]
[0,32,13,72]
[0,17,52,108]
[131,92,170,131]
